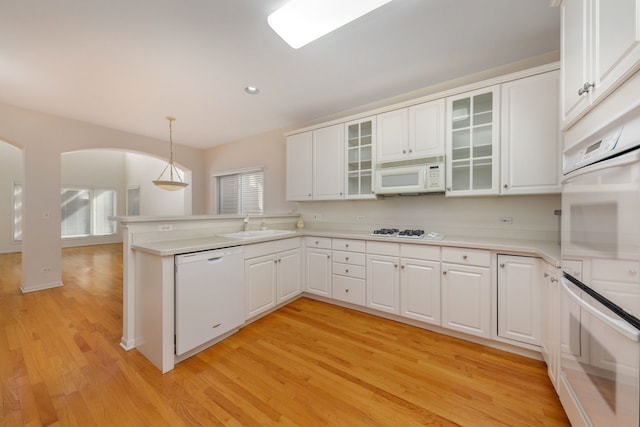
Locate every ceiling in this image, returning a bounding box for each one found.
[0,0,560,149]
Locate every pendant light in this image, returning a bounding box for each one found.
[153,116,188,191]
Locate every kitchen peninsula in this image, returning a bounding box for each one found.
[119,214,560,374]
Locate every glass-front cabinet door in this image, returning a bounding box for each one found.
[345,117,376,199]
[446,86,500,196]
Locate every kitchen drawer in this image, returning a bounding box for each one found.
[305,236,332,250]
[332,238,366,252]
[400,244,440,261]
[441,247,490,267]
[332,250,366,266]
[332,262,366,279]
[332,275,366,306]
[592,258,640,283]
[366,241,400,256]
[244,237,301,259]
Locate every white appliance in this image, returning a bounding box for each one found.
[174,246,245,356]
[375,156,445,195]
[560,110,640,427]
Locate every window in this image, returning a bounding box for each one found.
[12,186,117,241]
[61,188,117,238]
[216,168,264,214]
[13,183,22,242]
[127,187,140,216]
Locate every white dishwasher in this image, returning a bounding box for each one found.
[174,246,244,356]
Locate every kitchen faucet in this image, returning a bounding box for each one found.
[243,215,250,231]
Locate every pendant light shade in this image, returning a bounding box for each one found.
[153,116,188,191]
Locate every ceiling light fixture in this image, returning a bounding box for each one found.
[153,116,189,191]
[244,85,260,95]
[268,0,394,49]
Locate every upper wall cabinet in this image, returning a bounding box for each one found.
[286,131,313,201]
[561,0,640,127]
[376,99,445,163]
[501,71,561,195]
[313,124,345,200]
[286,124,345,201]
[446,86,500,196]
[345,117,376,199]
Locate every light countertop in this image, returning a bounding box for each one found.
[132,228,560,267]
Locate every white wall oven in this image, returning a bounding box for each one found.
[560,111,640,427]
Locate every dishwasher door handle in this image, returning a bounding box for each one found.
[207,257,224,264]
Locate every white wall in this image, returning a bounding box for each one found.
[0,102,205,291]
[125,152,190,216]
[205,129,296,215]
[0,141,23,253]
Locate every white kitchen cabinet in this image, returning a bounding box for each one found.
[332,238,366,306]
[366,241,400,314]
[441,247,491,338]
[286,132,313,201]
[313,124,345,200]
[345,117,376,199]
[245,239,302,319]
[446,86,500,196]
[376,100,445,163]
[500,71,561,195]
[561,0,640,126]
[286,125,345,201]
[399,245,441,326]
[540,261,560,389]
[245,254,278,319]
[305,237,332,297]
[497,255,541,347]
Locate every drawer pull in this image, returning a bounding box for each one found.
[345,257,349,261]
[463,255,468,260]
[345,289,349,293]
[211,323,221,329]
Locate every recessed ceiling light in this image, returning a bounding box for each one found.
[268,0,394,49]
[244,86,260,95]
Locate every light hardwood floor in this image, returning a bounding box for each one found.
[0,244,570,426]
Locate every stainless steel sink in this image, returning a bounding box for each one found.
[218,229,296,239]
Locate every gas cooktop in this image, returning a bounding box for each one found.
[371,228,445,240]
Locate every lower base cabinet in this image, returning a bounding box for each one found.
[400,257,441,326]
[441,247,492,339]
[497,254,541,347]
[540,261,560,388]
[245,239,301,319]
[305,237,333,297]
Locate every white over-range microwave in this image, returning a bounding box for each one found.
[375,156,445,195]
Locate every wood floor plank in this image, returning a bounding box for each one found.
[0,244,570,426]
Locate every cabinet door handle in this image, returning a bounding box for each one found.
[327,255,331,259]
[345,269,349,274]
[503,184,508,189]
[500,263,505,268]
[394,264,398,268]
[443,271,447,275]
[578,82,594,96]
[408,149,413,153]
[401,265,405,269]
[345,244,349,248]
[345,256,349,261]
[345,289,349,293]
[544,273,549,278]
[446,186,452,191]
[402,149,407,154]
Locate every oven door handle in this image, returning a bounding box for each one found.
[562,148,640,184]
[561,277,640,342]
